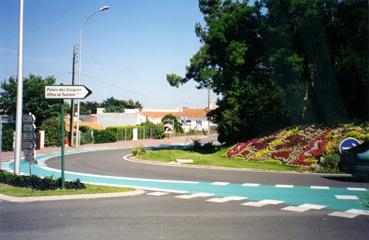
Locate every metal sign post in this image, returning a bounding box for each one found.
[45,85,92,188]
[22,114,37,175]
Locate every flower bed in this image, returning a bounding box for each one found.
[226,126,332,166]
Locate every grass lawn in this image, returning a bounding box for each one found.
[0,183,134,197]
[138,148,301,172]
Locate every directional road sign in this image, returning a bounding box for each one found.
[23,133,36,142]
[23,124,36,132]
[22,114,36,123]
[24,149,36,163]
[45,85,92,99]
[1,115,14,123]
[339,137,361,153]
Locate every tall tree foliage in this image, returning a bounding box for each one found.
[0,74,61,126]
[167,0,368,144]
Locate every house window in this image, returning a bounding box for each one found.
[196,120,202,127]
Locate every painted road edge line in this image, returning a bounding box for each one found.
[335,195,359,200]
[211,182,229,186]
[310,186,330,190]
[347,187,367,192]
[275,184,294,188]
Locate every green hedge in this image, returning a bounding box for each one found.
[39,117,61,147]
[0,171,85,190]
[1,123,14,151]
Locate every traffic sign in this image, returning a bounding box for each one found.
[23,124,36,132]
[23,114,35,123]
[23,133,36,142]
[1,115,14,123]
[339,137,361,153]
[23,141,35,150]
[45,85,92,99]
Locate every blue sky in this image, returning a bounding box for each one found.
[0,0,217,109]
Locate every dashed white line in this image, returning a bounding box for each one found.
[310,186,330,190]
[347,187,367,192]
[335,195,359,200]
[242,183,260,187]
[345,209,369,216]
[241,199,284,207]
[298,204,326,210]
[282,206,310,212]
[146,192,170,196]
[275,184,294,188]
[211,182,229,186]
[175,193,214,199]
[206,196,247,203]
[329,211,359,219]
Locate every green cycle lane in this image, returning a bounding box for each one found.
[2,150,368,212]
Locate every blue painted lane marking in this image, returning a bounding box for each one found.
[2,151,368,212]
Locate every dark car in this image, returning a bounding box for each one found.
[340,141,369,180]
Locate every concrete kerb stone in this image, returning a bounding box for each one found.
[0,190,145,203]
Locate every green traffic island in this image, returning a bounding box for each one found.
[133,124,369,173]
[0,171,133,197]
[134,146,303,172]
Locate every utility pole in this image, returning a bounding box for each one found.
[69,45,77,146]
[207,87,211,136]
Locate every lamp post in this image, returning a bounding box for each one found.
[75,5,109,147]
[14,0,24,175]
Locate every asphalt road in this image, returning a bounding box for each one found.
[46,148,369,188]
[1,194,369,240]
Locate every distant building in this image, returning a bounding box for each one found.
[96,112,146,128]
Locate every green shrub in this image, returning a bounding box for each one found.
[1,123,14,151]
[93,129,117,143]
[40,117,61,146]
[132,145,146,156]
[80,126,94,145]
[0,171,86,190]
[321,154,340,172]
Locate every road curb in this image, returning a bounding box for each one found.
[125,155,352,177]
[0,189,145,203]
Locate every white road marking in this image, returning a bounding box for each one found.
[275,184,294,188]
[345,209,369,216]
[146,192,170,196]
[282,206,310,212]
[298,204,326,210]
[347,187,367,192]
[211,182,229,186]
[206,196,247,203]
[241,199,284,207]
[310,186,330,190]
[242,183,260,187]
[175,193,214,199]
[329,211,359,219]
[335,195,359,200]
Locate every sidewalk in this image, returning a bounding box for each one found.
[0,135,212,162]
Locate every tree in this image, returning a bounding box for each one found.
[80,101,100,115]
[167,0,368,144]
[101,97,143,113]
[167,0,289,143]
[161,114,183,133]
[0,74,62,126]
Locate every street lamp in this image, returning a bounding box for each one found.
[75,5,109,147]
